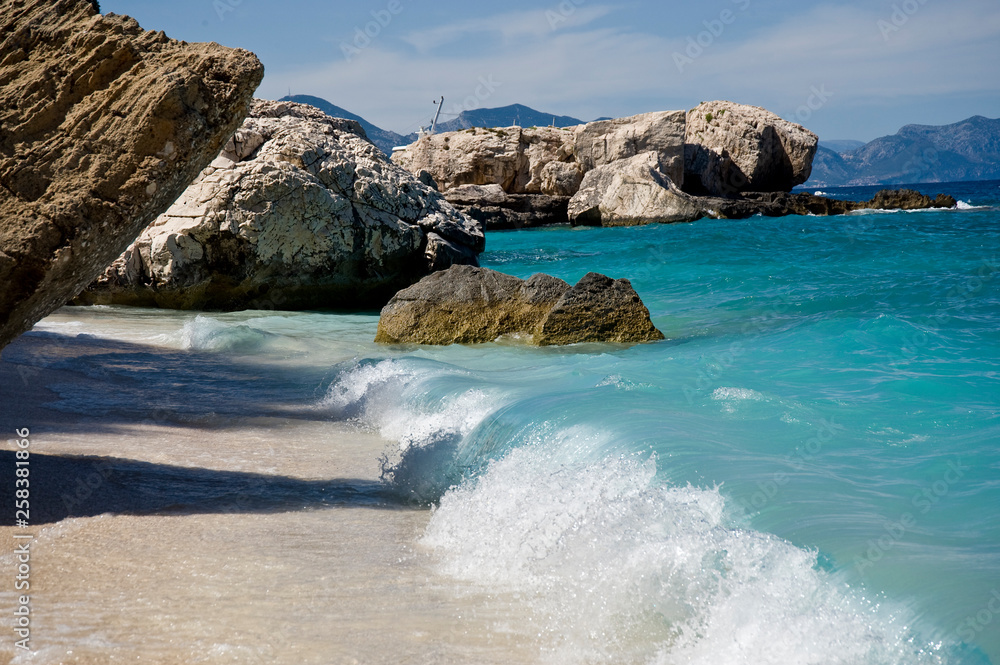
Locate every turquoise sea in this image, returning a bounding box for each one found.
[8,180,999,664]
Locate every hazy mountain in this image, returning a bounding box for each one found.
[806,116,1000,187]
[820,140,866,154]
[434,104,584,133]
[279,95,416,155]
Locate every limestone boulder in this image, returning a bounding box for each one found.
[573,111,687,183]
[535,272,665,346]
[568,152,705,226]
[374,265,663,346]
[77,100,483,310]
[392,126,576,195]
[0,0,263,350]
[374,265,570,344]
[684,101,818,196]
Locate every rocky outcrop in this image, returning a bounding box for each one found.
[573,111,686,183]
[77,100,484,310]
[568,152,704,226]
[392,126,577,195]
[0,0,263,350]
[703,189,957,219]
[374,265,663,346]
[684,101,818,196]
[443,185,569,229]
[374,266,569,344]
[392,111,686,197]
[534,272,666,346]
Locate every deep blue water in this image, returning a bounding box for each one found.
[26,179,1000,664]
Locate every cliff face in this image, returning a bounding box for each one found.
[77,100,484,310]
[0,0,263,350]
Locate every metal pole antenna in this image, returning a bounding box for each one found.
[430,96,444,134]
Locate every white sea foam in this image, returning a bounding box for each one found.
[320,359,502,500]
[422,445,951,665]
[179,315,270,353]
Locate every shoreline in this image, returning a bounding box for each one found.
[0,331,537,664]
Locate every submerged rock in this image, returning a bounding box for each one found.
[374,265,663,346]
[568,152,704,226]
[78,100,483,310]
[683,101,818,196]
[0,0,263,350]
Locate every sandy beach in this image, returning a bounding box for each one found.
[0,326,539,664]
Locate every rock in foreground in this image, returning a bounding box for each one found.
[375,265,664,346]
[0,0,263,350]
[78,100,484,310]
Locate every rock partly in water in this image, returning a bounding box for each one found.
[374,265,570,344]
[568,152,705,226]
[0,0,263,350]
[704,189,957,219]
[535,272,666,346]
[684,101,818,196]
[374,265,663,346]
[444,184,570,230]
[77,100,484,310]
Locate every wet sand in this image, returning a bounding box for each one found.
[0,331,539,664]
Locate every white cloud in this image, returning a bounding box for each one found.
[258,1,1000,136]
[400,5,616,52]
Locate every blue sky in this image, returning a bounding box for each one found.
[103,0,999,142]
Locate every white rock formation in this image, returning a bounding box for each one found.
[684,101,819,196]
[80,100,483,310]
[568,152,705,226]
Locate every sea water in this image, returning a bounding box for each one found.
[4,180,999,664]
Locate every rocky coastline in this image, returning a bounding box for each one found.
[393,101,956,230]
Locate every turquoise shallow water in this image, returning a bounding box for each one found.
[23,180,1000,664]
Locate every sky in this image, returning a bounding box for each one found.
[102,0,1000,142]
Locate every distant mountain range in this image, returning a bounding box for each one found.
[806,116,1000,187]
[280,96,585,156]
[279,96,999,186]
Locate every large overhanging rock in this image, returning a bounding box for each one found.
[77,100,484,310]
[0,0,263,350]
[568,152,705,226]
[684,101,818,196]
[374,265,664,346]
